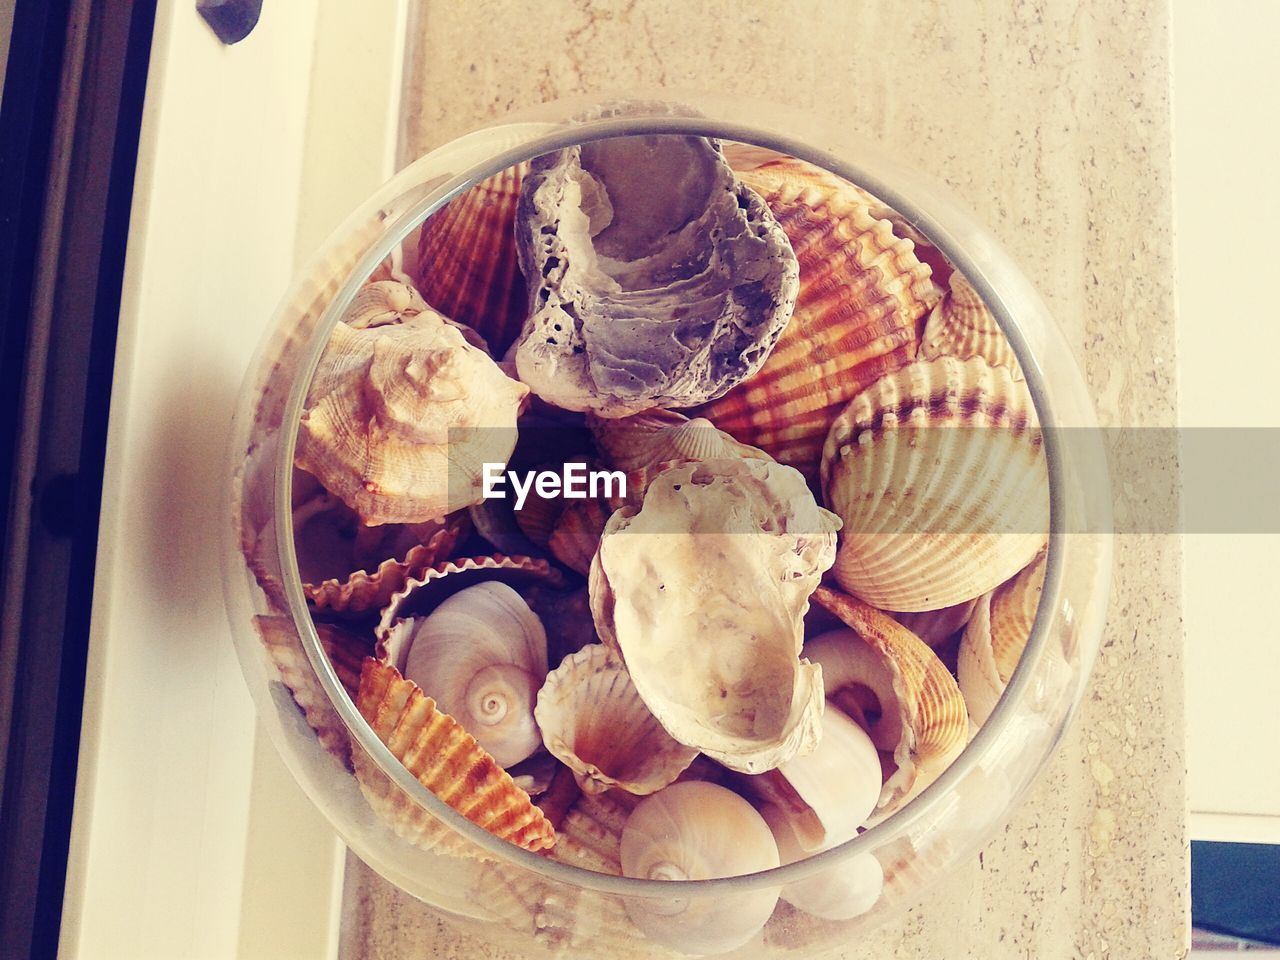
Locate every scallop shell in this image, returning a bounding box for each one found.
[590,458,838,774]
[821,355,1049,612]
[412,163,529,358]
[957,551,1048,725]
[293,485,468,616]
[892,598,979,649]
[760,804,884,922]
[697,155,941,481]
[921,271,1021,377]
[535,644,698,795]
[808,587,968,815]
[587,409,770,474]
[382,582,548,768]
[353,658,555,854]
[746,707,882,852]
[513,134,799,417]
[296,304,529,526]
[620,781,781,955]
[374,554,567,649]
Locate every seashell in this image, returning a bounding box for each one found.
[590,458,838,773]
[892,598,979,649]
[535,644,698,796]
[353,658,555,853]
[547,788,636,875]
[760,804,883,922]
[746,707,881,852]
[620,781,781,955]
[512,134,799,417]
[820,355,1049,611]
[296,305,529,526]
[957,551,1047,725]
[467,498,539,556]
[375,554,566,649]
[382,582,548,768]
[293,484,468,616]
[413,163,529,358]
[697,155,941,481]
[506,751,560,798]
[921,272,1021,377]
[546,495,617,575]
[341,279,428,330]
[807,587,968,815]
[587,409,770,474]
[524,585,598,667]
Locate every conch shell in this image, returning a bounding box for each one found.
[808,587,968,815]
[821,355,1048,611]
[620,781,781,955]
[413,164,529,357]
[296,304,528,526]
[381,582,548,768]
[590,458,838,773]
[353,658,555,854]
[535,644,698,795]
[957,551,1047,725]
[513,133,799,417]
[760,804,883,922]
[698,155,940,480]
[921,271,1021,377]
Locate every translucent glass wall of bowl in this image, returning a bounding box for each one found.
[220,97,1113,959]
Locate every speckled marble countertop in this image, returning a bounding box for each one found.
[339,2,1188,957]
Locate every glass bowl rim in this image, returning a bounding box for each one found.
[270,110,1075,898]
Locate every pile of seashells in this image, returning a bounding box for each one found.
[263,133,1050,954]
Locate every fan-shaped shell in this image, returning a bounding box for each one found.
[921,271,1021,377]
[957,551,1048,725]
[382,582,548,768]
[807,587,968,815]
[587,409,770,474]
[535,644,698,795]
[620,782,781,955]
[821,355,1048,611]
[760,804,884,922]
[697,155,941,481]
[412,163,529,358]
[513,134,799,417]
[353,658,555,854]
[296,305,529,526]
[590,458,838,774]
[375,554,566,649]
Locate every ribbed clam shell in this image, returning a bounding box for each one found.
[587,409,769,474]
[808,587,969,815]
[353,658,555,854]
[375,554,567,651]
[547,496,617,575]
[821,355,1049,612]
[921,272,1021,377]
[697,155,941,481]
[413,163,529,357]
[892,598,979,649]
[546,788,636,874]
[535,644,698,795]
[957,551,1047,725]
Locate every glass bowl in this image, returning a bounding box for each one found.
[222,95,1112,958]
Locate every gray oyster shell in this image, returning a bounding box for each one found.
[512,134,799,418]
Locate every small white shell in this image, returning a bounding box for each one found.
[534,644,698,795]
[588,408,770,474]
[620,781,781,955]
[386,582,548,767]
[760,804,883,921]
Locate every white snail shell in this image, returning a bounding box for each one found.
[620,781,781,955]
[399,581,548,767]
[761,803,883,921]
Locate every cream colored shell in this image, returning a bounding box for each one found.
[761,803,884,921]
[821,355,1048,611]
[296,305,528,526]
[590,458,838,774]
[588,408,770,474]
[535,644,697,795]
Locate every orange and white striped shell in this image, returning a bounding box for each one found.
[921,271,1022,377]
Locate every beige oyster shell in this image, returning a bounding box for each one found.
[808,587,968,816]
[296,302,528,526]
[589,458,838,773]
[957,551,1048,725]
[535,644,698,795]
[513,134,799,417]
[820,355,1048,612]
